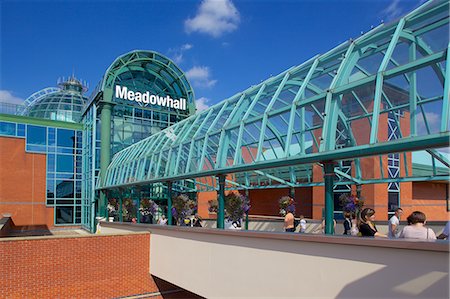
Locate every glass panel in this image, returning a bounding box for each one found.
[27,125,46,145]
[55,206,74,224]
[0,122,16,136]
[56,180,74,198]
[57,129,75,147]
[56,154,74,173]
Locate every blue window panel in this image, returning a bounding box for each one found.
[56,147,75,154]
[47,154,56,171]
[26,144,46,152]
[56,180,74,198]
[56,154,74,173]
[17,124,25,137]
[47,179,55,198]
[27,125,46,146]
[0,122,16,136]
[57,128,75,148]
[48,127,56,146]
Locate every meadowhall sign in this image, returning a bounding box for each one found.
[115,85,187,110]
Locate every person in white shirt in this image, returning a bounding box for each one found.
[388,208,403,238]
[298,215,307,233]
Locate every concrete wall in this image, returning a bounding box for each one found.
[143,225,449,299]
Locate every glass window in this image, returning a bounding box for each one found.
[57,129,75,148]
[47,154,56,171]
[17,124,25,137]
[48,133,56,146]
[55,206,74,224]
[56,154,74,173]
[388,192,400,212]
[56,180,74,198]
[0,122,16,136]
[135,108,143,118]
[47,179,55,198]
[27,125,46,145]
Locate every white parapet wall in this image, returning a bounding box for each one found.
[101,222,449,299]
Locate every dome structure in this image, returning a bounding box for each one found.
[23,76,88,123]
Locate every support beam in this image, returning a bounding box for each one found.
[167,181,173,225]
[119,192,123,222]
[99,100,114,218]
[323,162,335,235]
[217,175,225,229]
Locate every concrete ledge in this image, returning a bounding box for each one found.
[0,229,149,242]
[101,221,449,252]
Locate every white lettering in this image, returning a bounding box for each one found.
[149,95,157,105]
[114,85,186,110]
[127,90,135,101]
[142,92,149,104]
[115,85,128,99]
[173,99,180,109]
[157,95,167,107]
[135,92,142,102]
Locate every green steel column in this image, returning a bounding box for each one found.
[119,193,123,222]
[167,181,173,225]
[136,189,141,224]
[99,101,113,218]
[217,175,225,229]
[323,162,335,235]
[245,189,249,230]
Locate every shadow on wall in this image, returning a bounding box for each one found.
[152,275,204,299]
[335,265,449,299]
[153,228,449,298]
[0,217,52,237]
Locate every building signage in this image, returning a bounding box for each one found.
[115,85,187,110]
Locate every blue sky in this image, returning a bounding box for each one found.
[1,0,425,111]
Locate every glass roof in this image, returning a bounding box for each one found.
[100,0,449,191]
[22,77,88,123]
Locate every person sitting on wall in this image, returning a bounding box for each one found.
[388,208,403,238]
[192,214,203,227]
[359,208,387,238]
[157,215,167,225]
[320,218,337,234]
[399,211,436,240]
[343,211,352,235]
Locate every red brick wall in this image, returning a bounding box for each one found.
[0,137,54,228]
[0,233,178,298]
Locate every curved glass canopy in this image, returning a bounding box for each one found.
[23,77,88,123]
[100,0,449,191]
[89,50,195,115]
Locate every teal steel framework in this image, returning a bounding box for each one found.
[84,50,196,220]
[99,1,450,231]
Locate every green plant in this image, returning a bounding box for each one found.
[279,196,295,216]
[172,194,196,225]
[224,192,250,222]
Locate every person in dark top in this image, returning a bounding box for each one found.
[343,211,352,235]
[359,208,387,238]
[192,214,203,227]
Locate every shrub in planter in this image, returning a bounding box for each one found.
[172,194,196,225]
[279,196,295,216]
[225,192,250,223]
